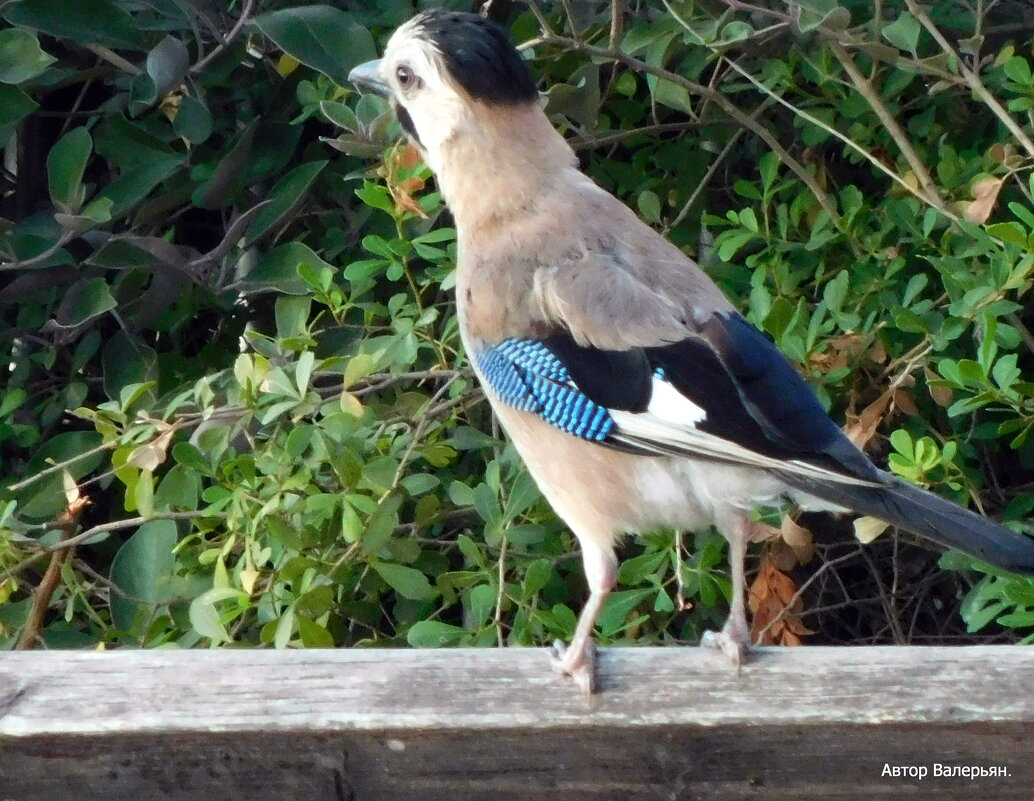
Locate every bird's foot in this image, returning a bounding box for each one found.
[701,620,750,669]
[700,630,747,667]
[550,637,598,696]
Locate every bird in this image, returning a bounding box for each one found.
[348,9,1034,693]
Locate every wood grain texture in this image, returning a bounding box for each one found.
[1,645,1032,800]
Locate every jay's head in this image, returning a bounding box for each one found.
[348,11,540,172]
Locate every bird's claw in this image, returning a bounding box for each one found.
[701,628,749,669]
[550,637,598,696]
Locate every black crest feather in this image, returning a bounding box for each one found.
[414,10,538,105]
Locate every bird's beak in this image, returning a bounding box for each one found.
[348,59,389,97]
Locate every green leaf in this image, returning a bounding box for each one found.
[253,5,376,87]
[298,616,335,647]
[243,241,332,295]
[47,127,93,212]
[406,620,466,647]
[0,28,56,84]
[275,295,311,340]
[154,465,201,511]
[172,442,210,474]
[3,0,144,51]
[372,561,436,601]
[320,100,358,130]
[637,190,661,223]
[0,84,38,145]
[0,387,27,419]
[173,95,213,144]
[54,278,117,327]
[468,583,496,627]
[796,0,849,32]
[130,36,189,113]
[522,559,554,597]
[109,519,177,633]
[134,469,154,517]
[93,154,184,218]
[1004,56,1033,86]
[823,269,849,311]
[717,21,754,44]
[597,588,654,636]
[189,588,244,643]
[145,35,189,98]
[986,221,1027,247]
[245,160,328,244]
[882,13,921,54]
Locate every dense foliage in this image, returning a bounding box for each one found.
[2,0,1034,653]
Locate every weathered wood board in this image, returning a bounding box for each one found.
[1,646,1031,800]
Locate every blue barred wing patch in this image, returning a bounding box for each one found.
[474,338,614,441]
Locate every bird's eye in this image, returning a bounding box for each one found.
[396,64,419,90]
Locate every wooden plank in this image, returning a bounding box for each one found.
[0,645,1032,800]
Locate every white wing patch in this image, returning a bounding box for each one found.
[647,376,707,426]
[609,410,881,488]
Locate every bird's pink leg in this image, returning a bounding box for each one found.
[701,512,752,667]
[550,539,616,696]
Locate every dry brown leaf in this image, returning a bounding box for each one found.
[781,515,814,564]
[383,143,429,218]
[963,176,1005,224]
[988,143,1022,167]
[768,539,799,572]
[748,554,814,646]
[925,367,954,407]
[127,426,175,472]
[844,391,891,450]
[810,332,867,374]
[388,179,427,219]
[395,143,423,170]
[892,388,919,416]
[868,338,888,364]
[747,519,782,544]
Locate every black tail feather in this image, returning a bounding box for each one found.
[781,470,1034,575]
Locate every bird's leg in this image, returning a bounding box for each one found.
[701,512,752,668]
[551,539,616,696]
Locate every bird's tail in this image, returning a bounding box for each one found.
[780,470,1034,575]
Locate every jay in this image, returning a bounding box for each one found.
[349,10,1034,693]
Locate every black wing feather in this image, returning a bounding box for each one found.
[539,311,876,481]
[658,312,879,480]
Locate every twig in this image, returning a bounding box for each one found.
[753,548,862,643]
[569,121,714,151]
[494,533,508,647]
[380,374,461,501]
[8,441,116,492]
[0,230,76,272]
[84,44,141,75]
[722,0,793,24]
[191,0,256,75]
[38,511,207,555]
[717,54,959,221]
[1006,312,1034,356]
[664,112,751,234]
[608,0,625,51]
[15,497,89,650]
[525,32,847,233]
[827,40,946,211]
[523,0,555,36]
[904,0,1034,159]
